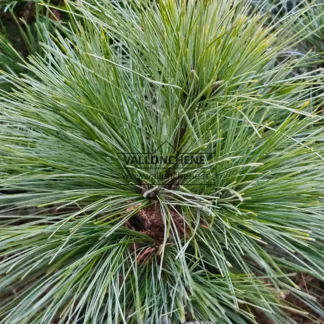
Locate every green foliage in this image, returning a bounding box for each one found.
[0,0,323,323]
[0,0,60,91]
[293,0,324,54]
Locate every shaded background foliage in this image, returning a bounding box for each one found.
[0,0,62,91]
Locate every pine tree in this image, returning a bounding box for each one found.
[0,0,323,323]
